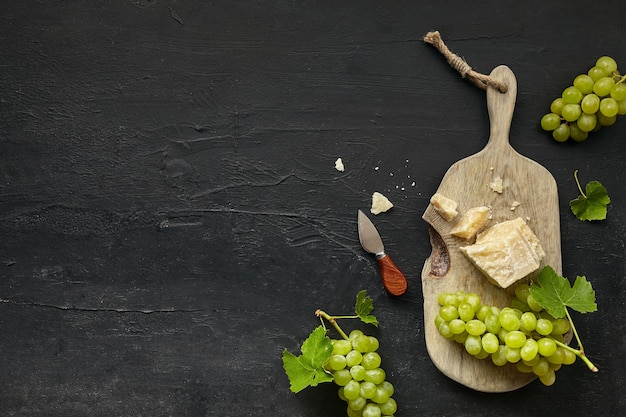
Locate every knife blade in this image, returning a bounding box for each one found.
[357,210,408,296]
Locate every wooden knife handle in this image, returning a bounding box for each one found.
[377,255,408,296]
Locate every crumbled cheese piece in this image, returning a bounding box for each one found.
[334,158,345,172]
[450,206,490,240]
[510,201,521,211]
[460,217,545,288]
[430,193,458,221]
[370,192,393,215]
[489,176,503,193]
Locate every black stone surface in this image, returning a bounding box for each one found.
[1,1,625,416]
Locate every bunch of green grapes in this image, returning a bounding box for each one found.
[435,285,575,386]
[541,56,626,142]
[326,330,397,417]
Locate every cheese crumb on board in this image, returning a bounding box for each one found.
[334,158,345,172]
[370,192,393,215]
[430,193,458,221]
[460,217,545,288]
[489,176,503,193]
[450,206,490,240]
[510,201,521,211]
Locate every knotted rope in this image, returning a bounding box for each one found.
[423,31,507,93]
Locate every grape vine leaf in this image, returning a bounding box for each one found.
[529,266,597,319]
[282,326,333,393]
[570,179,610,221]
[355,290,379,327]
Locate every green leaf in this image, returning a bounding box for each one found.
[530,266,597,319]
[570,180,610,221]
[355,290,378,327]
[282,326,333,393]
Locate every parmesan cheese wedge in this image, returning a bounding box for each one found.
[450,206,490,240]
[429,193,458,221]
[460,217,545,288]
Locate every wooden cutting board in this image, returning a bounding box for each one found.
[421,65,563,392]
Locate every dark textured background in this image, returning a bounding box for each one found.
[1,1,625,416]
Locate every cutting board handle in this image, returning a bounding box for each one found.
[486,65,517,152]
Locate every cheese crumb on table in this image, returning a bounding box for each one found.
[460,217,545,288]
[370,192,393,215]
[430,193,458,221]
[334,157,345,172]
[489,176,503,193]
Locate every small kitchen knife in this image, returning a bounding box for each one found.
[357,210,408,296]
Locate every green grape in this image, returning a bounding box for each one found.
[347,406,362,417]
[475,304,492,322]
[360,381,377,399]
[378,381,394,397]
[536,318,554,336]
[600,97,619,117]
[550,97,565,115]
[439,304,459,321]
[526,294,543,312]
[532,358,550,376]
[349,329,364,340]
[573,74,595,94]
[362,403,382,417]
[466,293,481,311]
[338,387,348,402]
[523,354,541,367]
[610,83,626,101]
[537,337,557,357]
[334,369,352,386]
[367,337,379,352]
[598,112,617,127]
[569,123,589,142]
[437,292,449,305]
[453,332,468,344]
[588,66,608,82]
[458,302,475,322]
[466,319,487,336]
[618,98,626,115]
[333,339,353,355]
[561,103,582,122]
[520,312,538,332]
[464,334,483,356]
[350,365,367,381]
[551,318,571,335]
[485,313,501,334]
[343,380,361,400]
[438,321,453,339]
[372,386,390,404]
[581,93,600,114]
[540,113,562,131]
[562,86,583,103]
[379,398,397,415]
[328,354,347,370]
[596,56,618,74]
[516,361,534,373]
[449,319,466,335]
[352,334,372,353]
[539,369,557,386]
[348,396,367,411]
[510,298,531,313]
[481,332,500,354]
[499,311,520,331]
[491,345,508,366]
[546,347,566,365]
[514,283,531,303]
[346,350,363,367]
[562,348,577,365]
[504,331,527,349]
[520,338,539,362]
[361,352,381,370]
[576,114,596,132]
[364,368,386,385]
[504,346,521,363]
[593,77,616,97]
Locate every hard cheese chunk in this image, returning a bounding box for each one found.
[430,193,458,221]
[370,192,393,215]
[450,206,490,240]
[460,217,545,288]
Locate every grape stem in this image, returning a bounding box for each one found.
[573,169,585,198]
[315,309,352,341]
[551,306,598,372]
